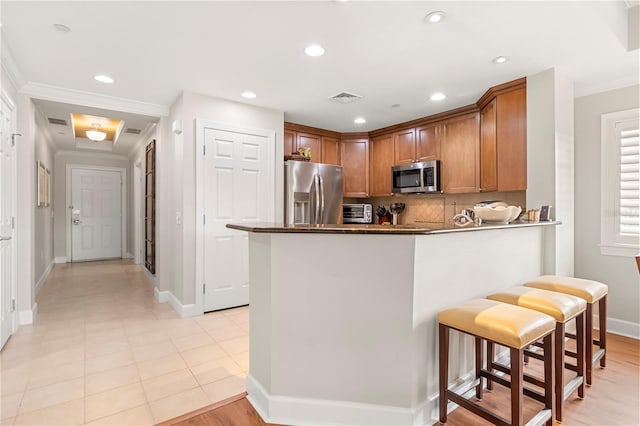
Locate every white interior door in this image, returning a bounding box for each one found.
[203,128,270,312]
[70,168,122,261]
[0,94,16,349]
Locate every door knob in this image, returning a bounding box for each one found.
[72,219,82,225]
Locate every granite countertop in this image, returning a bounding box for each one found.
[226,220,561,235]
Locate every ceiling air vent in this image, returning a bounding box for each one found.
[48,117,68,126]
[125,128,142,134]
[329,91,362,104]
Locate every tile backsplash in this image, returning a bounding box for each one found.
[345,191,526,225]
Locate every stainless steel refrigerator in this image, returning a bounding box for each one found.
[284,161,343,225]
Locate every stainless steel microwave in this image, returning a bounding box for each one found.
[391,160,441,194]
[343,204,373,224]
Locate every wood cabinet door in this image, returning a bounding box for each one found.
[322,136,340,165]
[370,134,395,197]
[415,123,441,162]
[296,132,322,163]
[442,113,480,194]
[480,99,498,192]
[497,88,527,191]
[284,129,296,156]
[394,128,416,165]
[341,138,369,197]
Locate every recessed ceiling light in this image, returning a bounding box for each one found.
[53,23,71,33]
[492,56,509,64]
[94,75,114,84]
[304,44,325,57]
[430,92,446,101]
[241,91,257,99]
[354,117,366,124]
[424,11,446,24]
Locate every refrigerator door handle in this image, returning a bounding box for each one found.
[318,175,325,224]
[313,174,321,224]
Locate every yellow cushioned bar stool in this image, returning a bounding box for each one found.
[486,286,586,423]
[523,275,608,385]
[438,299,556,426]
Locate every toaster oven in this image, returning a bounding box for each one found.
[343,204,373,224]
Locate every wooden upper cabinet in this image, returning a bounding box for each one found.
[480,99,498,192]
[284,129,296,156]
[416,123,442,162]
[321,136,340,165]
[296,132,322,163]
[393,129,416,165]
[496,87,527,191]
[441,113,480,194]
[341,138,369,197]
[370,134,395,197]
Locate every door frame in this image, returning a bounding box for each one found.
[194,119,275,315]
[0,88,18,345]
[65,164,127,262]
[133,161,143,265]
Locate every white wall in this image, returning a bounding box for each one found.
[575,84,640,332]
[160,92,283,308]
[53,151,131,260]
[33,108,55,291]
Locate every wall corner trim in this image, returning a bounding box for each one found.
[155,289,199,318]
[18,303,38,325]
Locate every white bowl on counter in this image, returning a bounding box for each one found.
[473,204,522,223]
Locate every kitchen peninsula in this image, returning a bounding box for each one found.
[226,221,559,425]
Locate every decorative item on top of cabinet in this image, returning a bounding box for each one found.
[370,133,395,197]
[341,136,369,197]
[441,112,480,194]
[296,132,321,163]
[322,136,340,165]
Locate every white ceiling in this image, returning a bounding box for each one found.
[2,1,638,138]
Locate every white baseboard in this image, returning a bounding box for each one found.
[124,252,133,259]
[154,288,200,318]
[35,260,55,295]
[19,303,38,325]
[54,256,67,263]
[246,374,415,425]
[595,315,640,339]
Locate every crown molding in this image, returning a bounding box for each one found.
[54,149,129,161]
[1,34,26,90]
[20,82,170,117]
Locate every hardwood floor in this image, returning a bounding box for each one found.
[159,333,639,426]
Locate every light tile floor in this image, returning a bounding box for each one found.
[0,260,249,425]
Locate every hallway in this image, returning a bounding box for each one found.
[0,260,249,425]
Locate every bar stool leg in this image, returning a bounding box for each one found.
[576,311,585,398]
[439,324,449,424]
[510,347,524,426]
[475,337,483,400]
[555,322,564,423]
[543,332,555,426]
[585,303,593,385]
[599,295,607,368]
[486,341,494,391]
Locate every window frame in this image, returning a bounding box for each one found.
[600,108,640,257]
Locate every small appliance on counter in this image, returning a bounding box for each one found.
[343,204,373,224]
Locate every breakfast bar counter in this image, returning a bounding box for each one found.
[228,221,560,425]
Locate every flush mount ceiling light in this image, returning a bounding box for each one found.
[424,11,446,24]
[492,56,509,64]
[86,124,107,142]
[304,44,325,57]
[241,91,257,99]
[430,92,446,101]
[53,23,71,33]
[354,117,366,124]
[94,74,114,84]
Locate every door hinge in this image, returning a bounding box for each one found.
[203,284,206,294]
[203,145,206,155]
[11,299,15,312]
[203,214,206,225]
[11,217,15,229]
[11,133,21,147]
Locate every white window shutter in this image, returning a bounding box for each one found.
[619,127,639,236]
